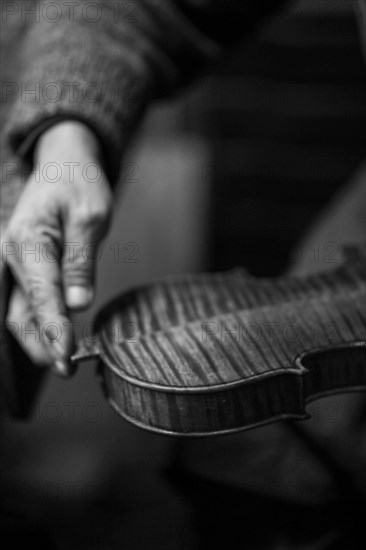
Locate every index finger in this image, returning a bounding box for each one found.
[6,238,74,376]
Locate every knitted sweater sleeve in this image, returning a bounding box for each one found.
[6,0,283,184]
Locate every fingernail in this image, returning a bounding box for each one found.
[66,286,93,309]
[52,360,70,378]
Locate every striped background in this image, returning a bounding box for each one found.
[201,0,366,275]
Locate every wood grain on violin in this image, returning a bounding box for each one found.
[79,247,366,436]
[1,248,365,435]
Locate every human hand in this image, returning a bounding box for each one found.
[4,121,113,376]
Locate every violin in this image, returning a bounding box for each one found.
[1,247,365,437]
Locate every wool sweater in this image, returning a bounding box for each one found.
[3,0,284,186]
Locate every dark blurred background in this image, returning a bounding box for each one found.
[1,0,366,548]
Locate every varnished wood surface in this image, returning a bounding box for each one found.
[88,249,366,436]
[98,250,365,387]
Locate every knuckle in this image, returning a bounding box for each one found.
[27,275,47,309]
[63,266,94,288]
[77,205,109,226]
[26,275,64,321]
[72,203,111,236]
[64,252,94,272]
[88,206,110,225]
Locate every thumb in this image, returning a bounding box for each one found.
[62,205,110,310]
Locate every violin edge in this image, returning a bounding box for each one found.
[101,340,366,437]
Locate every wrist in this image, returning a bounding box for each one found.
[34,120,102,164]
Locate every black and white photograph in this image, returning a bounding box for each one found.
[1,1,366,548]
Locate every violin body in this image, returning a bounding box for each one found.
[1,248,366,436]
[74,248,366,436]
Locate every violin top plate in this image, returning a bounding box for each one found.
[95,250,366,391]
